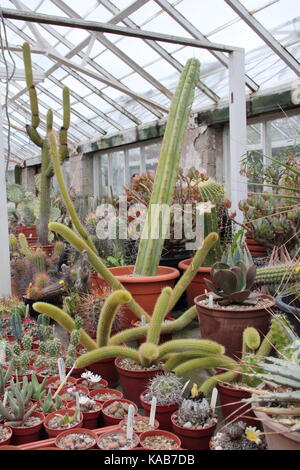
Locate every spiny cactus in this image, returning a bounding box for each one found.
[143,373,183,406]
[18,233,32,257]
[204,261,258,306]
[10,312,22,341]
[22,42,70,245]
[175,395,216,428]
[134,59,200,276]
[255,263,300,286]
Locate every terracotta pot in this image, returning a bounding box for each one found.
[43,409,83,438]
[140,391,179,431]
[89,273,108,292]
[65,366,85,379]
[26,237,39,246]
[67,400,102,430]
[178,259,212,307]
[88,358,119,388]
[132,316,175,345]
[139,429,181,450]
[97,430,139,450]
[115,357,162,407]
[171,412,216,450]
[46,376,78,391]
[55,428,98,450]
[16,225,37,238]
[9,411,44,445]
[0,425,13,446]
[102,399,138,426]
[76,377,108,390]
[254,409,300,450]
[57,385,89,401]
[104,265,180,328]
[120,415,159,435]
[30,244,54,256]
[0,445,21,450]
[89,388,123,403]
[245,236,268,258]
[194,294,275,358]
[217,382,257,427]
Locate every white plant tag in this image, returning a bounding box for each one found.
[208,294,213,308]
[57,357,66,382]
[3,391,8,407]
[0,340,6,365]
[210,387,218,412]
[75,392,81,414]
[181,379,190,396]
[149,396,157,426]
[141,315,147,327]
[126,404,135,440]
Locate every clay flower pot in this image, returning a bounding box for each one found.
[140,391,179,432]
[139,429,181,450]
[171,412,217,450]
[104,265,179,328]
[76,377,108,390]
[97,430,139,450]
[89,388,123,403]
[217,382,257,427]
[178,259,212,307]
[55,428,98,450]
[57,385,89,401]
[9,411,44,445]
[194,293,275,358]
[115,357,162,406]
[16,225,37,238]
[0,425,13,446]
[44,409,83,438]
[102,398,138,426]
[254,409,300,450]
[245,235,268,258]
[67,400,102,430]
[87,358,119,388]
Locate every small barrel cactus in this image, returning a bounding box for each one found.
[143,373,183,406]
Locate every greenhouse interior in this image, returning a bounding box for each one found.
[0,0,299,453]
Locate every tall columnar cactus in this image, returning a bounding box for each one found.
[10,313,22,341]
[22,42,70,245]
[18,233,32,257]
[134,58,200,276]
[255,263,300,286]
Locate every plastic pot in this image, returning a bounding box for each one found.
[44,409,83,438]
[120,415,159,435]
[115,357,162,406]
[67,401,102,430]
[140,391,179,432]
[254,409,300,450]
[97,429,139,450]
[9,411,44,445]
[46,376,77,391]
[171,412,217,450]
[194,294,274,358]
[103,265,180,328]
[89,388,123,403]
[57,385,89,401]
[276,291,300,335]
[217,382,257,427]
[139,429,181,450]
[178,259,212,307]
[88,358,119,388]
[76,377,108,390]
[55,428,98,450]
[245,236,268,258]
[102,399,138,426]
[0,425,13,446]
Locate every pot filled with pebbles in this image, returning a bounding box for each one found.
[139,430,181,450]
[120,415,159,435]
[68,396,102,429]
[44,409,83,438]
[171,384,217,450]
[46,376,77,392]
[90,388,123,403]
[0,425,13,446]
[55,428,98,450]
[7,411,44,445]
[77,371,108,390]
[210,421,267,450]
[115,357,163,406]
[58,385,89,402]
[102,399,138,426]
[97,430,139,450]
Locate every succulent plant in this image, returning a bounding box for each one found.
[143,373,183,406]
[39,391,63,414]
[175,387,216,429]
[211,421,266,450]
[204,261,258,306]
[31,374,47,401]
[0,378,35,426]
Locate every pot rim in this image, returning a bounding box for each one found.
[171,411,217,433]
[108,265,180,283]
[194,293,275,313]
[140,390,179,409]
[89,388,123,400]
[115,356,162,375]
[55,427,98,450]
[253,408,300,444]
[178,258,211,273]
[97,429,139,450]
[139,429,181,449]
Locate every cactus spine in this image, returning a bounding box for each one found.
[134,59,200,276]
[22,42,70,245]
[255,263,300,285]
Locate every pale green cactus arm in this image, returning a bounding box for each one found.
[157,339,225,359]
[146,287,172,344]
[75,345,140,368]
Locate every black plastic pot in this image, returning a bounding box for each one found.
[276,291,300,335]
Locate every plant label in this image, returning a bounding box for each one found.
[210,387,218,412]
[57,357,66,382]
[126,404,135,440]
[149,396,157,426]
[75,391,81,413]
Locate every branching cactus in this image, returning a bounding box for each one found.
[134,59,200,276]
[22,42,70,245]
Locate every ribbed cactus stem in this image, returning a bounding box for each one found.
[203,208,222,266]
[256,264,300,285]
[158,339,225,359]
[134,58,200,276]
[23,42,39,129]
[146,287,172,344]
[33,302,96,351]
[200,369,240,396]
[48,131,97,254]
[257,329,273,357]
[109,305,197,345]
[30,248,47,273]
[242,327,261,358]
[60,87,70,162]
[76,345,140,368]
[97,290,132,347]
[11,313,22,341]
[18,233,32,257]
[38,142,51,245]
[48,222,150,321]
[168,233,219,310]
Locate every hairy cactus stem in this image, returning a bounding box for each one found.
[76,345,140,369]
[146,287,172,344]
[157,339,225,359]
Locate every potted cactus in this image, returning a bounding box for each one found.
[171,383,217,450]
[210,420,267,450]
[195,260,275,358]
[55,428,98,450]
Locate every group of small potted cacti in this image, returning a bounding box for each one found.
[1,41,300,452]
